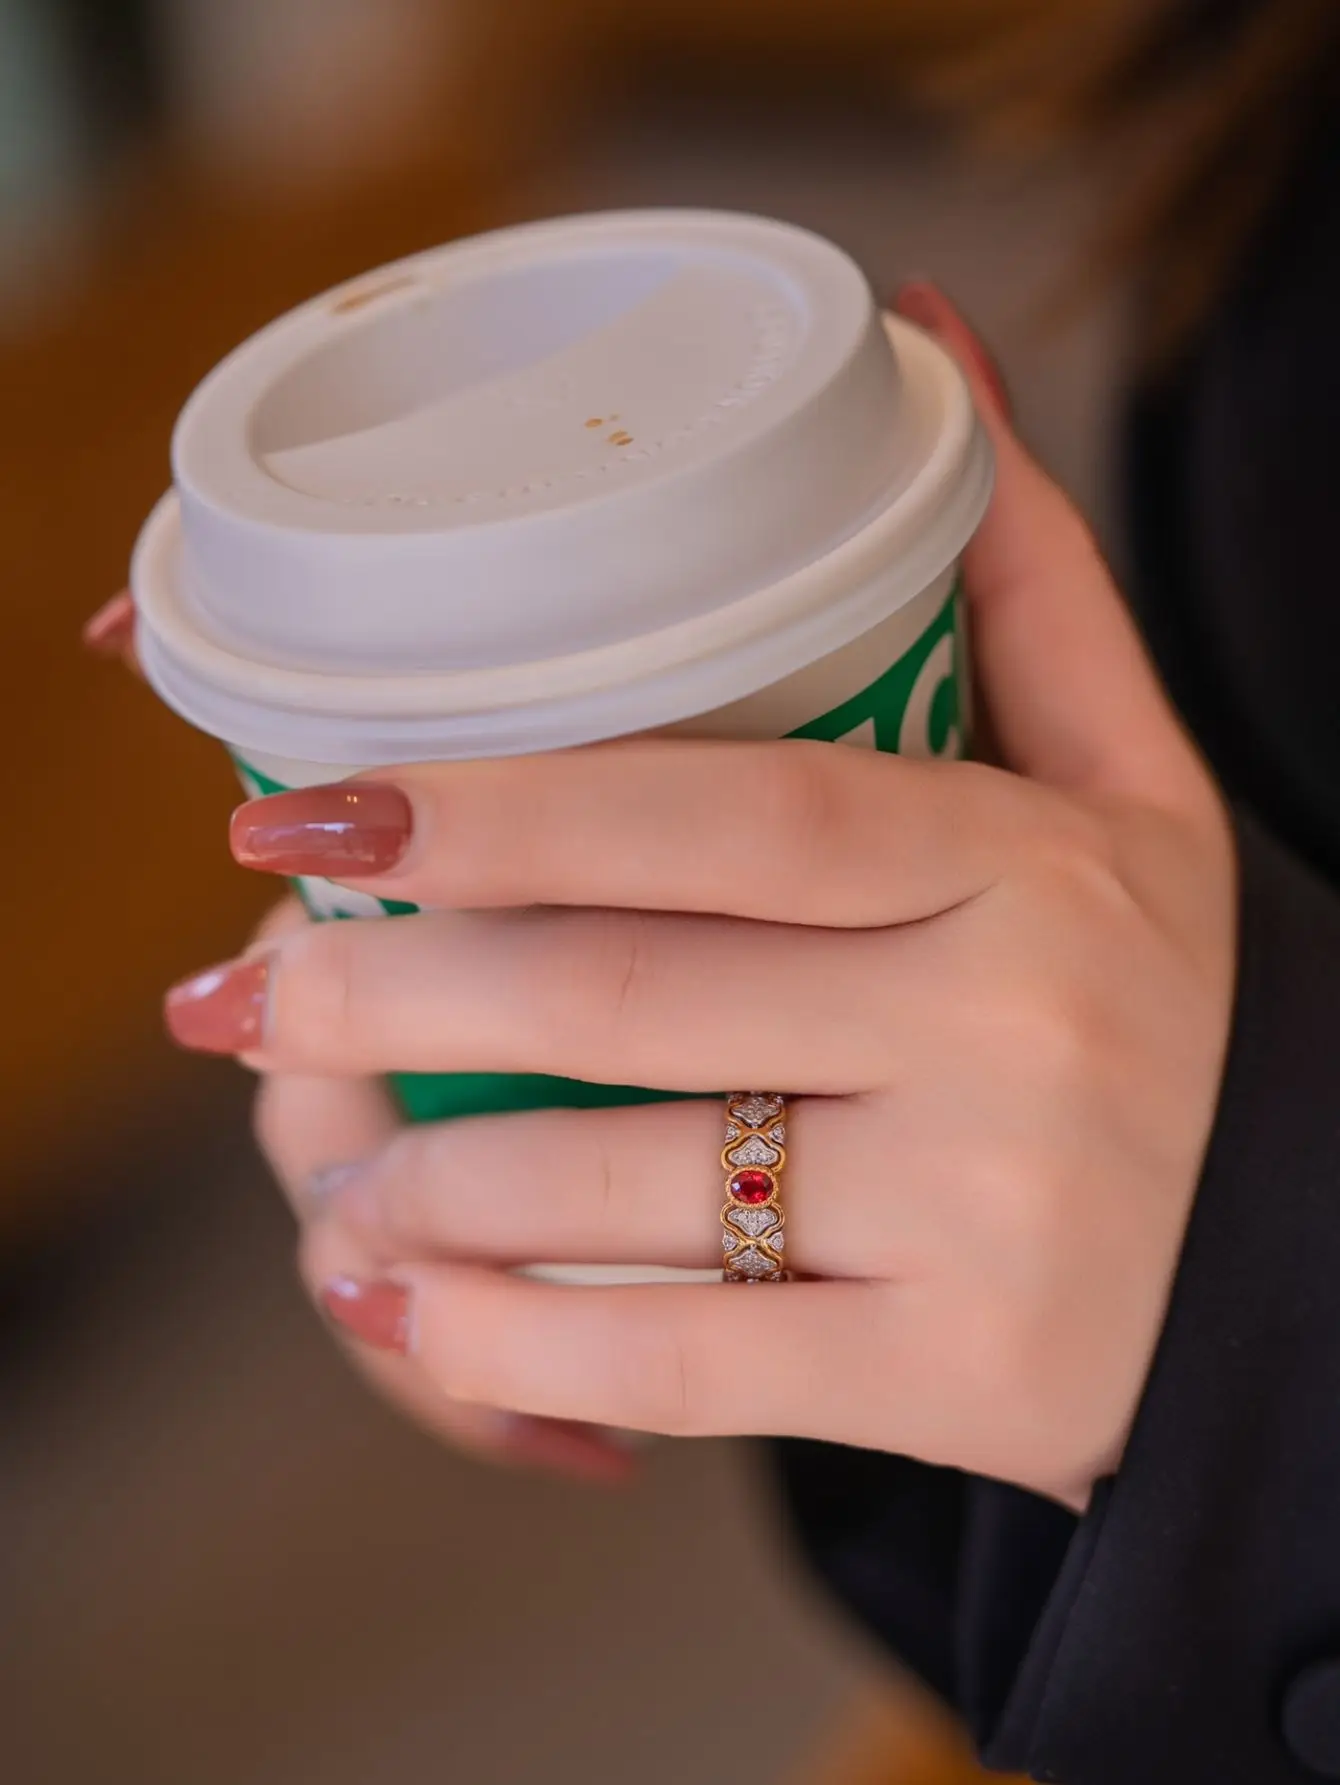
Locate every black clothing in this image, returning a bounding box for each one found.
[777,104,1340,1784]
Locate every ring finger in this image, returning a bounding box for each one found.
[310,1094,863,1280]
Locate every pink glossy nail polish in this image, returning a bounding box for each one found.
[893,280,1012,420]
[498,1414,639,1486]
[82,591,136,657]
[230,783,412,876]
[320,1276,413,1354]
[891,278,943,330]
[164,957,270,1053]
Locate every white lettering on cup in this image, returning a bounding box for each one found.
[899,632,962,760]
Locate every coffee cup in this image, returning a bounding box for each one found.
[133,208,992,1141]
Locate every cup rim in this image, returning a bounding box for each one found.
[134,318,990,764]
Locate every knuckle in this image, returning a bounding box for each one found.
[972,964,1096,1098]
[981,956,1112,1101]
[603,912,658,1031]
[628,1320,713,1437]
[978,810,1132,1093]
[1020,806,1119,905]
[754,743,849,858]
[532,911,662,1063]
[1015,982,1095,1087]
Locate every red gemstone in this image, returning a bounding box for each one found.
[729,1170,774,1205]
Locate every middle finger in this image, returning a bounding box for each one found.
[167,905,913,1090]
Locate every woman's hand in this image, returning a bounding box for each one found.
[159,287,1237,1513]
[239,900,640,1485]
[83,602,634,1484]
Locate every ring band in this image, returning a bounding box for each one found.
[721,1093,790,1283]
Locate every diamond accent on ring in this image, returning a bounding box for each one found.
[727,1135,782,1169]
[731,1093,784,1128]
[768,1122,786,1145]
[770,1229,786,1252]
[724,1121,742,1142]
[729,1247,775,1278]
[727,1205,779,1238]
[721,1231,739,1252]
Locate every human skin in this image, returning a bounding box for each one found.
[102,286,1237,1504]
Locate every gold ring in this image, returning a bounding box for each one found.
[721,1093,790,1283]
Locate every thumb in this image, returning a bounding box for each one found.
[895,283,1207,813]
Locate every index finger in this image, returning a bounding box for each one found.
[895,284,1215,820]
[230,739,1074,928]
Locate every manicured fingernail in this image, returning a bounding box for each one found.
[894,280,1012,421]
[164,957,270,1054]
[82,591,136,656]
[320,1276,413,1354]
[496,1414,638,1486]
[892,278,945,330]
[230,783,412,876]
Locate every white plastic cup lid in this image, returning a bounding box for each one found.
[132,208,992,763]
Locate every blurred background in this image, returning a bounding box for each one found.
[0,2,1135,1780]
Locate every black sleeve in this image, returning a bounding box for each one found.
[776,815,1340,1783]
